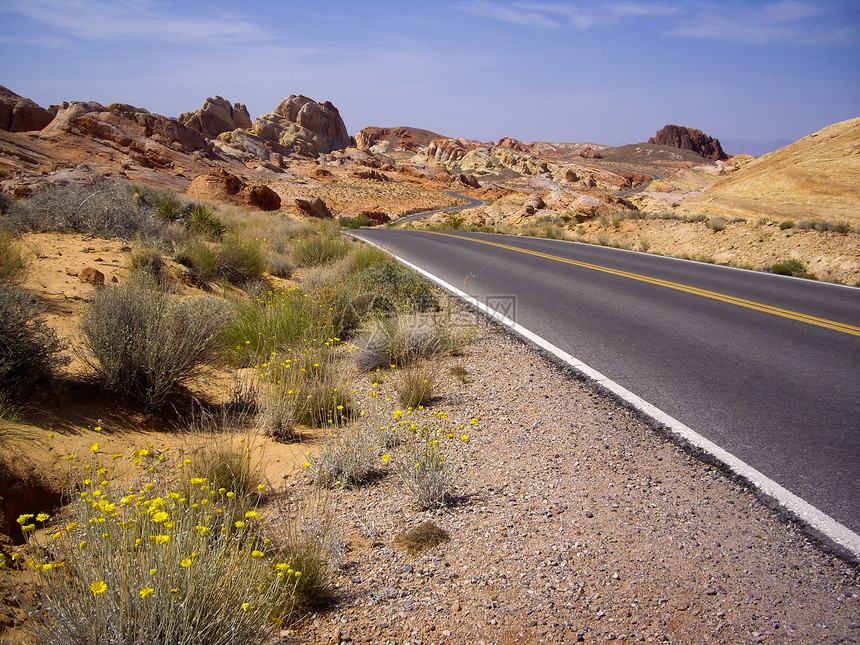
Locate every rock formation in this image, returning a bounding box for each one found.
[427,138,478,164]
[179,96,252,140]
[496,137,530,153]
[246,95,350,158]
[294,196,332,219]
[649,125,727,161]
[355,126,442,153]
[44,101,207,160]
[186,168,280,211]
[0,85,54,132]
[578,147,603,159]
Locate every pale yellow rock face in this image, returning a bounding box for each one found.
[681,117,860,225]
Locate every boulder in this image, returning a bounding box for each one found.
[79,267,105,286]
[578,147,603,159]
[311,167,333,179]
[358,210,391,224]
[186,168,279,210]
[648,125,727,161]
[240,185,280,211]
[455,173,481,189]
[179,96,252,139]
[524,194,546,215]
[275,95,350,151]
[294,196,332,219]
[0,85,54,132]
[351,168,388,181]
[427,138,474,163]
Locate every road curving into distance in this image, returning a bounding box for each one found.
[349,228,860,558]
[396,191,485,224]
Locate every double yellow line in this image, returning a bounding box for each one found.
[428,232,860,337]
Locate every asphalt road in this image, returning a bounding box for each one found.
[397,191,485,224]
[350,229,860,535]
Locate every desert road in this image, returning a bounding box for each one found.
[350,229,860,543]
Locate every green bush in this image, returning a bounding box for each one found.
[779,220,795,230]
[152,198,187,222]
[78,277,230,407]
[222,289,335,367]
[349,262,438,313]
[0,284,69,400]
[185,204,226,237]
[770,258,810,278]
[128,245,168,285]
[291,234,352,267]
[215,234,266,285]
[337,214,372,228]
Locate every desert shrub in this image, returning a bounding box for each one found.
[0,191,12,215]
[0,284,69,400]
[396,364,437,408]
[78,277,230,407]
[303,423,379,488]
[779,220,796,230]
[291,233,351,267]
[187,439,264,501]
[349,262,438,313]
[0,232,27,284]
[796,220,813,230]
[770,258,810,278]
[258,348,354,441]
[128,245,168,285]
[349,245,394,273]
[355,315,446,371]
[266,252,294,278]
[337,214,372,228]
[214,234,266,284]
[221,289,334,367]
[152,197,187,222]
[174,239,219,282]
[394,521,450,555]
[707,217,727,232]
[7,449,325,643]
[835,221,853,235]
[5,178,160,239]
[394,433,456,509]
[185,204,226,237]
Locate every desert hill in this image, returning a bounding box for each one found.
[679,117,860,225]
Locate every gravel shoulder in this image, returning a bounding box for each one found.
[284,313,859,645]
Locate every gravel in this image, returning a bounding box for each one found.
[279,315,859,645]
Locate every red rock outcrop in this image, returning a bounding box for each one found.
[295,196,332,219]
[179,96,252,140]
[0,85,55,132]
[356,126,443,152]
[45,101,207,155]
[578,147,603,159]
[648,125,727,161]
[427,138,479,164]
[186,168,280,211]
[496,137,530,153]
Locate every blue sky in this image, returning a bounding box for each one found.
[2,1,858,153]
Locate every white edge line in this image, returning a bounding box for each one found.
[349,232,860,563]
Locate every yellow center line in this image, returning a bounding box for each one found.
[427,231,860,337]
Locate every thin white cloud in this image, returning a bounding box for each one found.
[462,1,679,30]
[669,1,858,46]
[3,0,271,44]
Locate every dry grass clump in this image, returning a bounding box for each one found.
[78,277,231,407]
[257,347,354,442]
[0,283,69,402]
[291,233,352,267]
[354,315,450,371]
[396,364,438,408]
[4,443,333,643]
[3,178,163,239]
[303,423,380,488]
[393,521,450,555]
[0,232,27,285]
